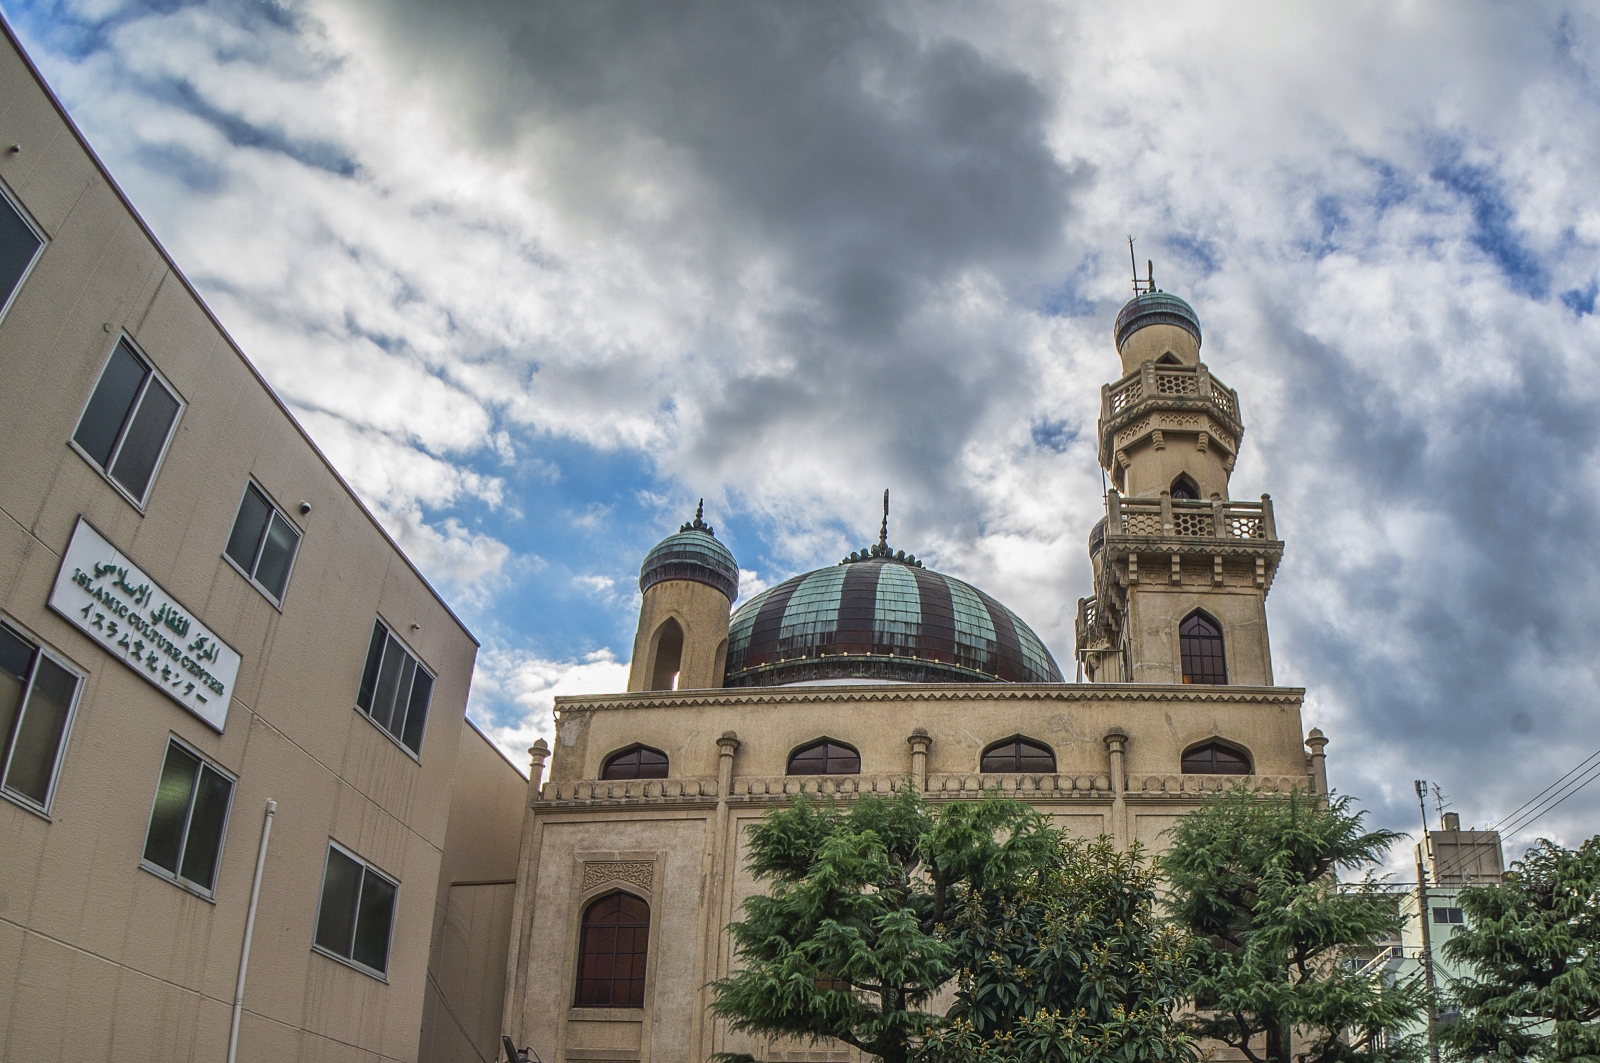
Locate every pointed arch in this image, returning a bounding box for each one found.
[648,617,683,691]
[786,738,860,776]
[1169,474,1200,501]
[980,735,1056,773]
[574,891,650,1008]
[1156,352,1183,366]
[1179,610,1226,684]
[1181,739,1252,775]
[601,744,668,780]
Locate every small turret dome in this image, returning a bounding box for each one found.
[1114,291,1202,352]
[639,501,739,602]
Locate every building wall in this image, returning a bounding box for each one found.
[419,718,527,1063]
[0,22,478,1063]
[506,683,1314,1062]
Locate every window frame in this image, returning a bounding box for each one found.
[1180,739,1253,776]
[0,177,48,327]
[0,619,85,818]
[68,333,186,512]
[573,889,652,1009]
[786,738,861,776]
[1179,609,1228,685]
[980,734,1057,774]
[137,734,238,901]
[601,744,669,780]
[354,617,435,761]
[311,839,400,981]
[221,479,303,608]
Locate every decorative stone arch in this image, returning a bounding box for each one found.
[712,637,728,684]
[646,616,683,691]
[1156,351,1183,365]
[1178,608,1227,684]
[979,734,1056,773]
[786,737,860,776]
[1180,737,1253,775]
[1169,473,1200,501]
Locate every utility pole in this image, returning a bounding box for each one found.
[1415,780,1439,1063]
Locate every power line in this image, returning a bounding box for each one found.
[1430,746,1600,881]
[1491,747,1600,835]
[1499,758,1600,840]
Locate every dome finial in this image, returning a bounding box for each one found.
[679,498,714,536]
[1128,236,1158,295]
[880,489,889,550]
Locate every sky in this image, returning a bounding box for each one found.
[8,0,1600,870]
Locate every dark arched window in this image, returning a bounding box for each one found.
[1179,611,1227,684]
[1169,475,1200,501]
[980,735,1056,773]
[787,739,860,776]
[601,744,668,780]
[1182,741,1251,775]
[575,892,650,1008]
[1156,352,1182,366]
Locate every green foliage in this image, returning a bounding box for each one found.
[919,836,1197,1063]
[710,788,1054,1063]
[1162,789,1427,1063]
[1440,836,1600,1063]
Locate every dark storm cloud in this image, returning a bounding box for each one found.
[356,0,1086,503]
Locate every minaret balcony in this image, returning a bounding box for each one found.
[1098,362,1243,469]
[1096,490,1284,587]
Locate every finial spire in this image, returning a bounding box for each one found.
[880,489,889,549]
[839,488,921,567]
[1128,237,1158,295]
[679,498,714,536]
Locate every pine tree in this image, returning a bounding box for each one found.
[919,836,1197,1063]
[710,788,1055,1063]
[1439,836,1600,1063]
[1162,789,1427,1063]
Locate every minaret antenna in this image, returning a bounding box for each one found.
[1128,238,1156,295]
[1128,236,1139,295]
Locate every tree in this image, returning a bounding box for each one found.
[919,836,1197,1063]
[1162,789,1427,1063]
[1439,835,1600,1063]
[710,788,1055,1063]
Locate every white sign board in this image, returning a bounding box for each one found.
[49,518,241,731]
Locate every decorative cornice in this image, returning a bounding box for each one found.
[552,682,1307,715]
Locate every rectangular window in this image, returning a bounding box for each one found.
[355,619,433,756]
[1432,907,1465,925]
[0,180,46,325]
[313,842,398,978]
[225,482,302,604]
[141,738,235,897]
[71,337,183,507]
[0,623,83,814]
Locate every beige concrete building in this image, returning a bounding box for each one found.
[0,21,522,1063]
[501,281,1329,1062]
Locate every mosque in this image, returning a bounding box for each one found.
[498,283,1327,1062]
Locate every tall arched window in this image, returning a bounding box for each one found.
[1182,740,1251,775]
[575,892,650,1008]
[1169,474,1199,501]
[649,618,683,691]
[787,739,860,776]
[602,744,668,780]
[1179,611,1227,684]
[980,735,1056,773]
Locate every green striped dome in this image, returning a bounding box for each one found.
[724,557,1062,687]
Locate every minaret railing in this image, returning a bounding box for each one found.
[1108,493,1274,541]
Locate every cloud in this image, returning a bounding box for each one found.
[467,647,633,779]
[15,0,1600,856]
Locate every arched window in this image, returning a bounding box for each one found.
[1182,740,1251,775]
[1179,611,1227,684]
[787,739,860,776]
[649,618,682,691]
[1156,352,1182,366]
[980,735,1056,773]
[601,744,668,780]
[575,892,650,1008]
[1169,474,1200,501]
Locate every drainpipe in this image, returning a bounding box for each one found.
[229,799,276,1063]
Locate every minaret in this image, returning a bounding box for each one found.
[628,501,740,691]
[1076,266,1284,685]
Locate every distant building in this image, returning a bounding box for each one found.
[500,279,1327,1061]
[0,20,522,1063]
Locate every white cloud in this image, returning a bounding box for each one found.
[467,647,633,779]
